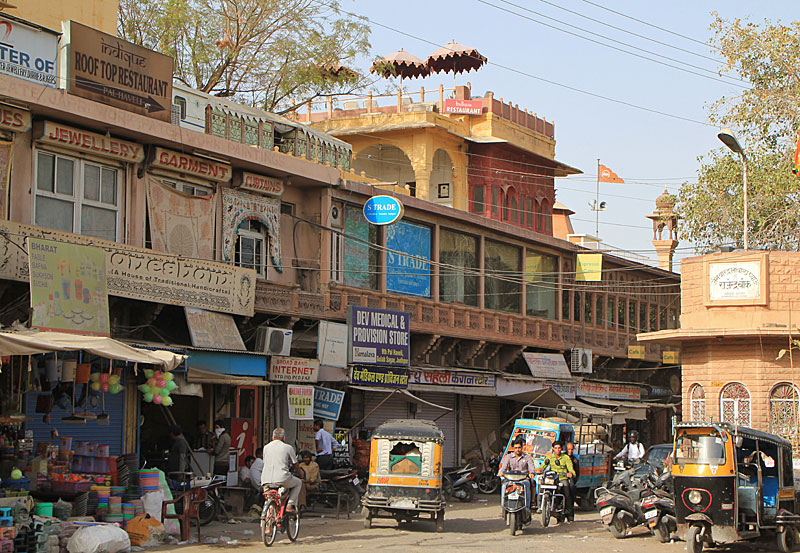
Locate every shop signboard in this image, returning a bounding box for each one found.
[662,350,680,364]
[35,121,145,164]
[239,172,284,196]
[408,369,495,387]
[0,106,31,133]
[287,385,314,420]
[347,306,410,366]
[708,260,761,301]
[443,99,483,115]
[628,345,645,359]
[386,221,431,297]
[0,221,256,316]
[363,195,404,226]
[0,14,58,88]
[231,418,254,467]
[28,238,110,336]
[297,420,316,452]
[350,366,409,388]
[333,428,350,468]
[184,307,246,350]
[522,352,571,379]
[608,383,642,401]
[62,21,173,121]
[543,381,577,400]
[576,253,603,282]
[577,381,609,399]
[269,357,319,383]
[152,147,232,182]
[317,321,348,368]
[313,386,345,421]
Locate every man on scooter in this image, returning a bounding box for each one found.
[498,437,536,510]
[539,442,575,522]
[615,430,645,466]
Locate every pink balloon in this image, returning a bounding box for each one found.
[152,394,163,405]
[153,371,162,379]
[156,378,166,388]
[101,383,110,393]
[99,373,110,384]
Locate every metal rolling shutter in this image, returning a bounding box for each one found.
[416,392,457,468]
[461,396,500,457]
[363,391,410,430]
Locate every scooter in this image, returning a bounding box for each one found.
[641,471,675,543]
[443,464,478,502]
[477,455,501,494]
[501,472,533,536]
[594,465,652,538]
[537,469,566,527]
[319,467,363,513]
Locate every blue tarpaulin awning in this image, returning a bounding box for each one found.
[186,349,267,378]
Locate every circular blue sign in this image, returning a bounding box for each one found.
[363,195,404,225]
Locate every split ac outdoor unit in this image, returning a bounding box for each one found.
[330,204,344,228]
[256,327,293,356]
[570,348,592,374]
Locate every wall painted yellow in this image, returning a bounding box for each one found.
[7,0,119,35]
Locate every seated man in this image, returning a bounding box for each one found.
[296,450,321,511]
[498,437,536,511]
[538,442,575,522]
[240,456,255,488]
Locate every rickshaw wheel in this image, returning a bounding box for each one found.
[687,525,704,553]
[609,518,627,539]
[778,527,797,553]
[435,510,445,533]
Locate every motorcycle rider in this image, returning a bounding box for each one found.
[498,437,536,511]
[538,442,575,522]
[615,430,645,465]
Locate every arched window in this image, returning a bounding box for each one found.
[689,384,706,421]
[541,198,552,233]
[534,200,541,231]
[770,383,799,452]
[504,187,517,222]
[720,382,751,427]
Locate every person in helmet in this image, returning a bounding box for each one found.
[615,430,645,463]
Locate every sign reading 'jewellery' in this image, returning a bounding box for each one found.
[35,121,144,163]
[350,366,409,388]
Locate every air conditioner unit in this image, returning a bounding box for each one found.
[170,104,182,125]
[570,348,592,374]
[330,204,344,228]
[256,327,293,356]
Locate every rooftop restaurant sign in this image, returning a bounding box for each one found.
[152,147,232,182]
[35,121,144,163]
[347,306,410,367]
[443,99,483,115]
[62,20,173,121]
[0,14,58,88]
[239,172,284,197]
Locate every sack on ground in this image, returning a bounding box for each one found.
[66,525,130,553]
[125,514,165,547]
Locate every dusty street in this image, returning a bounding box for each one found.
[147,497,779,553]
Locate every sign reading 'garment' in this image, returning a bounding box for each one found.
[347,306,410,366]
[36,121,144,163]
[152,147,232,182]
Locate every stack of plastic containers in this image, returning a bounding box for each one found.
[138,470,159,493]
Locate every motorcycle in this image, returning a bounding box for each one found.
[594,464,654,538]
[537,470,566,527]
[502,472,532,536]
[641,471,675,543]
[319,467,363,513]
[477,455,501,494]
[197,475,227,526]
[443,464,478,502]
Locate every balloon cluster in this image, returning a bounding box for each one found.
[90,372,123,394]
[137,369,177,406]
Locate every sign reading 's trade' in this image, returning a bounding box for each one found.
[347,306,410,367]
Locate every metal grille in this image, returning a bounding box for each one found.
[770,383,800,455]
[720,383,751,427]
[690,384,706,421]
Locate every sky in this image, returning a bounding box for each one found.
[339,0,794,271]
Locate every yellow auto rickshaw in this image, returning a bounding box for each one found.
[673,421,800,553]
[362,419,445,532]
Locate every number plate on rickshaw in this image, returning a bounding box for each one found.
[645,509,658,520]
[600,507,613,517]
[508,492,519,500]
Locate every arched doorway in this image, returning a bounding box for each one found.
[720,382,751,427]
[354,144,416,195]
[770,383,800,453]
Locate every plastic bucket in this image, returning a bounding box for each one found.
[75,363,91,384]
[34,503,53,517]
[61,360,76,382]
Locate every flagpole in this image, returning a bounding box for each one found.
[595,158,600,237]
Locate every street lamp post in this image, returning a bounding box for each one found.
[717,128,749,250]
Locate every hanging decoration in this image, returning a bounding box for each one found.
[221,188,283,272]
[137,368,177,406]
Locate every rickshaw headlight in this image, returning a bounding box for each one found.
[688,490,702,505]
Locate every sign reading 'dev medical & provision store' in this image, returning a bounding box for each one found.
[347,306,410,366]
[62,21,173,121]
[0,221,256,316]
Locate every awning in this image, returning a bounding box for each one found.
[578,397,648,421]
[495,377,566,408]
[185,349,267,377]
[349,385,452,411]
[187,368,269,387]
[564,399,616,420]
[0,330,185,369]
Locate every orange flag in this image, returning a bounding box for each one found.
[599,164,624,183]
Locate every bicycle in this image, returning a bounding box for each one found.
[260,485,300,546]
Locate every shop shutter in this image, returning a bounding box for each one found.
[415,392,458,468]
[24,388,127,456]
[461,396,501,457]
[363,391,410,431]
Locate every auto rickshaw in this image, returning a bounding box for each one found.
[673,421,800,553]
[362,419,445,532]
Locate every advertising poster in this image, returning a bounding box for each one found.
[297,420,316,453]
[576,253,603,282]
[270,357,319,383]
[287,385,314,420]
[0,15,58,87]
[28,238,109,336]
[231,418,254,466]
[386,220,431,297]
[313,387,346,421]
[347,306,410,366]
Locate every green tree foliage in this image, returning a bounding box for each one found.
[118,0,371,112]
[678,15,800,251]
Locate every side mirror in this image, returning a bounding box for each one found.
[735,436,743,448]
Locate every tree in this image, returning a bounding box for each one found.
[678,15,800,251]
[118,0,371,113]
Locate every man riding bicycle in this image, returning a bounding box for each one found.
[538,442,575,522]
[261,428,301,512]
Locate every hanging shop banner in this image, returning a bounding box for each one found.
[0,221,256,316]
[287,385,314,420]
[386,220,431,298]
[317,321,348,368]
[408,368,495,387]
[184,307,246,350]
[35,121,144,163]
[347,306,410,367]
[628,345,645,359]
[238,172,284,197]
[708,260,761,301]
[153,147,232,182]
[522,352,571,380]
[269,357,319,383]
[297,420,316,452]
[350,366,409,388]
[313,387,346,421]
[28,238,110,336]
[62,21,173,121]
[0,14,58,88]
[576,253,603,282]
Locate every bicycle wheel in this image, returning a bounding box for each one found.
[285,511,300,542]
[261,501,278,547]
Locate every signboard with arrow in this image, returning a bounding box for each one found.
[62,20,173,122]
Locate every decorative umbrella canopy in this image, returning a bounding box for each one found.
[427,41,487,75]
[370,49,430,80]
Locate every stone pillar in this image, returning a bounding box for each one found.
[653,239,678,272]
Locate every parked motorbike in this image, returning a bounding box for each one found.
[641,471,675,543]
[319,467,363,513]
[477,455,501,494]
[197,475,227,526]
[502,472,532,536]
[537,469,566,527]
[443,464,478,502]
[594,464,653,538]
